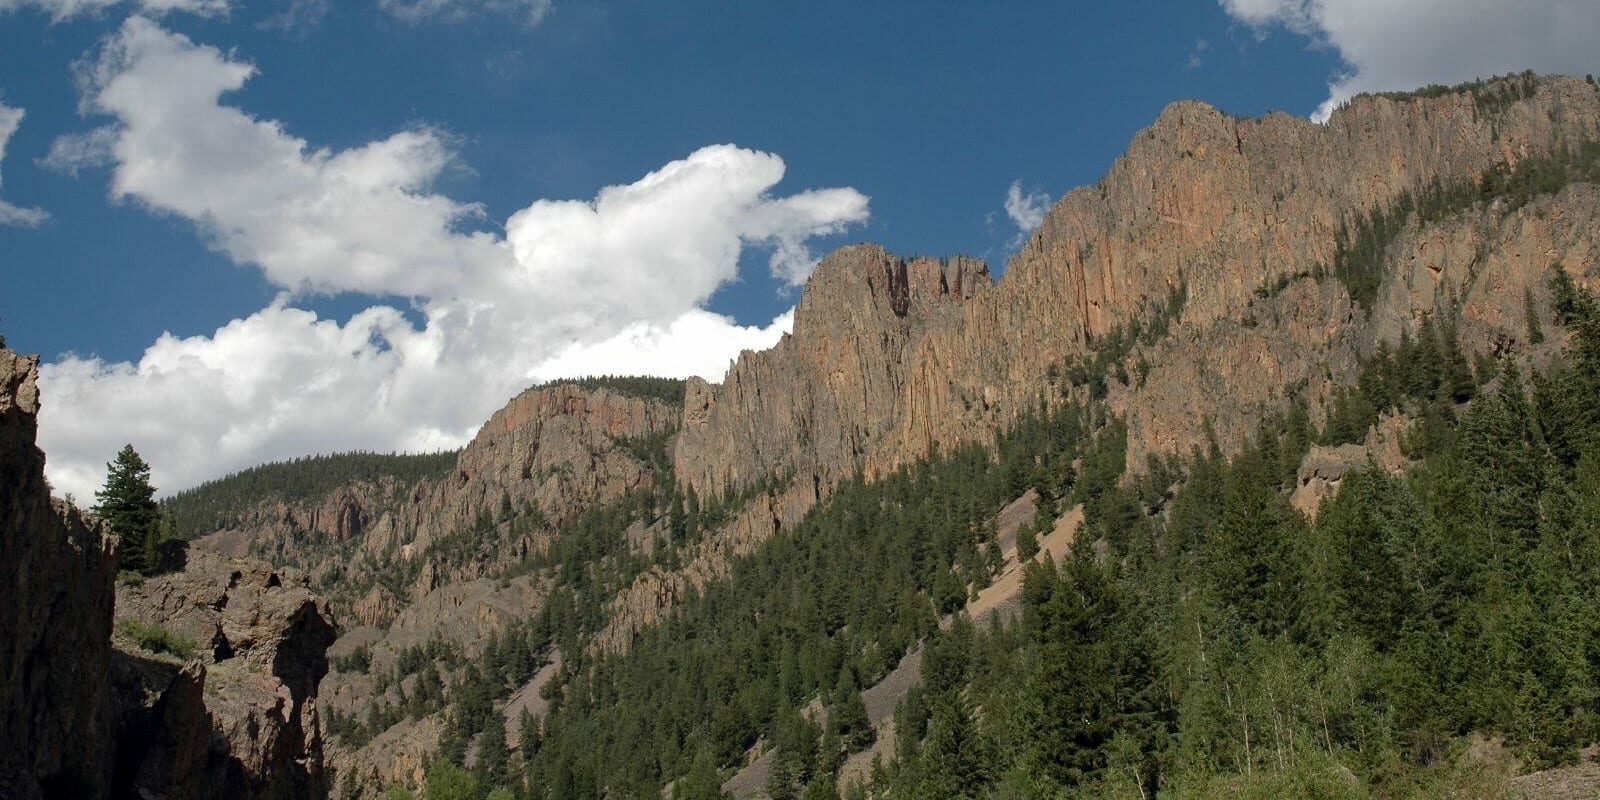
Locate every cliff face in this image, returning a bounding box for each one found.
[0,349,119,799]
[188,383,682,791]
[593,75,1600,650]
[674,248,991,501]
[160,75,1600,794]
[685,77,1600,499]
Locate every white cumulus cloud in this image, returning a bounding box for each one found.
[38,18,868,500]
[529,309,795,385]
[1219,0,1600,121]
[0,99,49,227]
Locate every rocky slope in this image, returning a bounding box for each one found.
[196,383,677,628]
[188,80,1600,656]
[188,383,679,790]
[684,76,1600,496]
[111,551,337,800]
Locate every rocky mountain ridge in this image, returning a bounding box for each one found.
[131,73,1600,797]
[601,74,1600,651]
[198,383,678,625]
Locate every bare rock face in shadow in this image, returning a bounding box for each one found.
[0,349,118,800]
[112,551,337,800]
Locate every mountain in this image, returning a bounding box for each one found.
[10,72,1600,799]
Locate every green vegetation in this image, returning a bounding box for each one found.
[324,132,1600,796]
[1364,70,1540,116]
[163,449,458,538]
[1332,139,1600,308]
[543,374,687,405]
[1058,280,1186,398]
[1319,312,1476,448]
[96,444,175,575]
[522,407,1093,798]
[117,619,197,660]
[332,644,373,674]
[863,270,1600,799]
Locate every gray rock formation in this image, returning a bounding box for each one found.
[111,551,337,800]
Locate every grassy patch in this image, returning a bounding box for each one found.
[118,618,197,660]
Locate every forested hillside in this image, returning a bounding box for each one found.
[869,271,1600,799]
[164,450,458,538]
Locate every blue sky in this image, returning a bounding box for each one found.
[0,0,1593,497]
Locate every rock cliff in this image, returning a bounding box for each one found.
[685,76,1600,500]
[0,348,119,799]
[200,384,675,609]
[599,75,1600,649]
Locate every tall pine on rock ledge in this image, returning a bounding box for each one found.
[95,444,162,576]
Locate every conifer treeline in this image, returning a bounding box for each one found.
[162,450,458,538]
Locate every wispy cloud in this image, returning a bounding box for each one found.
[1003,179,1050,239]
[0,0,227,22]
[38,126,117,177]
[378,0,551,26]
[0,99,49,227]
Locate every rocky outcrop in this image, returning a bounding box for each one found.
[674,249,991,503]
[1292,413,1412,516]
[683,76,1600,504]
[185,384,678,795]
[597,480,815,652]
[3,346,341,799]
[0,349,119,800]
[176,75,1600,797]
[112,551,337,800]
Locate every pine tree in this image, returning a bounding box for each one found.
[518,708,540,759]
[830,667,873,751]
[1526,287,1546,345]
[1014,514,1039,562]
[422,758,478,800]
[1025,542,1119,786]
[921,690,990,799]
[801,775,840,800]
[673,741,728,800]
[766,754,798,800]
[96,444,162,575]
[475,714,509,790]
